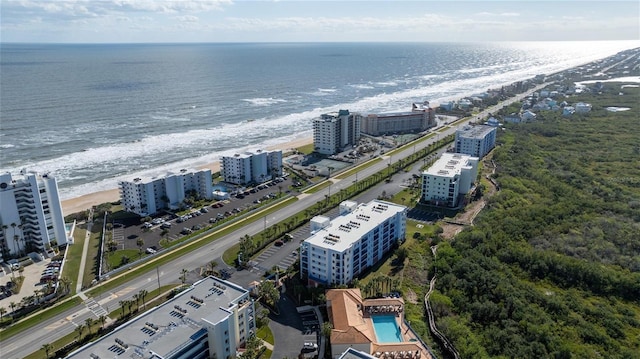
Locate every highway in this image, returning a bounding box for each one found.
[0,84,545,359]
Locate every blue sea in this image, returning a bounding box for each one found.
[0,41,636,200]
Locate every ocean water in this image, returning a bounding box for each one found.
[0,41,636,200]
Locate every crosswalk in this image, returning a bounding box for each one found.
[84,297,108,317]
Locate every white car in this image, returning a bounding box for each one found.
[302,343,318,350]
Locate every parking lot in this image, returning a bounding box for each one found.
[0,257,56,314]
[105,176,299,271]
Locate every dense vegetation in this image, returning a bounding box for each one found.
[431,85,640,358]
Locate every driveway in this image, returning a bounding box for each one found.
[269,293,318,359]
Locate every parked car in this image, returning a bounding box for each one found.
[161,222,172,229]
[302,343,318,351]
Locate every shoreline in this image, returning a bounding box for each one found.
[60,136,313,215]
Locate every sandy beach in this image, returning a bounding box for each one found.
[61,136,313,215]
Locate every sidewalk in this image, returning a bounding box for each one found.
[76,208,94,293]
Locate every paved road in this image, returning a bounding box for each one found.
[0,85,548,359]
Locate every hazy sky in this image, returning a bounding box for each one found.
[1,0,639,43]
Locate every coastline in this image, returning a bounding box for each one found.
[60,136,313,215]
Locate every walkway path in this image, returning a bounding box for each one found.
[75,208,94,293]
[425,245,460,359]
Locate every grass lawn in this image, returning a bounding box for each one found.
[106,249,141,270]
[257,325,274,344]
[296,143,315,155]
[62,226,86,295]
[303,180,332,194]
[334,158,382,179]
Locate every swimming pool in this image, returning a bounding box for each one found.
[372,315,402,343]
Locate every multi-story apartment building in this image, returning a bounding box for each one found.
[360,101,436,136]
[313,110,362,155]
[0,171,69,261]
[421,153,479,207]
[66,276,256,359]
[119,168,213,216]
[221,150,283,185]
[300,200,407,286]
[454,124,496,159]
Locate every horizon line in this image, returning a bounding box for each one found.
[2,39,639,46]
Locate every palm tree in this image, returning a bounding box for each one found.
[58,277,71,294]
[0,307,6,322]
[206,260,218,276]
[119,300,127,319]
[180,268,188,285]
[41,343,54,359]
[17,223,25,254]
[138,289,148,310]
[322,322,333,339]
[133,293,140,312]
[98,315,107,330]
[85,317,94,336]
[137,238,144,258]
[75,324,85,341]
[9,301,16,314]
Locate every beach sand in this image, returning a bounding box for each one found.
[61,136,313,215]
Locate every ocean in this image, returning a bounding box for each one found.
[0,41,636,200]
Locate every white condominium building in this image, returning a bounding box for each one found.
[421,153,479,207]
[66,276,256,359]
[119,168,213,216]
[300,200,407,286]
[454,124,497,159]
[360,101,436,136]
[221,149,283,185]
[0,171,69,262]
[313,110,362,155]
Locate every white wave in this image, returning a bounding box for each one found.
[375,81,398,87]
[242,97,288,106]
[0,144,15,149]
[318,88,337,92]
[350,84,375,89]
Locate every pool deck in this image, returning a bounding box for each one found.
[327,289,433,359]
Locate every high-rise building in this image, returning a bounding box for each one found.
[300,200,407,286]
[119,168,213,216]
[0,171,69,261]
[221,150,283,185]
[421,153,478,207]
[66,277,256,359]
[360,101,436,136]
[313,110,361,155]
[454,125,496,158]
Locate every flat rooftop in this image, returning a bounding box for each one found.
[456,124,495,139]
[424,153,476,178]
[67,277,250,359]
[304,200,406,252]
[367,111,424,118]
[120,168,205,185]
